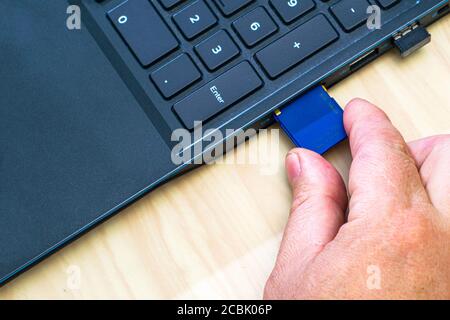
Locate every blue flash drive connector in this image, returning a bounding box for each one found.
[274,86,347,154]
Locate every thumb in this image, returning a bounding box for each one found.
[276,149,348,274]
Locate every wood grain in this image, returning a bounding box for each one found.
[1,16,449,300]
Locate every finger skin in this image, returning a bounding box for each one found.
[265,148,347,298]
[343,98,429,221]
[408,135,450,215]
[408,135,449,167]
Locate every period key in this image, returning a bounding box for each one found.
[151,54,201,99]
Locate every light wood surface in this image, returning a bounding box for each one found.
[1,17,449,300]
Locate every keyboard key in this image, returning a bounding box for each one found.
[159,0,183,9]
[330,0,370,32]
[375,0,400,9]
[270,0,316,24]
[108,0,178,67]
[232,7,278,47]
[151,54,201,98]
[195,30,240,70]
[255,15,338,78]
[173,0,217,39]
[173,62,263,129]
[213,0,254,16]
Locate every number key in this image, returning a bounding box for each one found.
[232,7,278,47]
[173,0,217,40]
[107,0,178,67]
[195,30,240,70]
[270,0,316,24]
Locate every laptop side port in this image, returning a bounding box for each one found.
[322,42,389,88]
[437,4,449,16]
[349,48,380,72]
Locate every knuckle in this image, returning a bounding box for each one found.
[352,120,411,161]
[291,181,341,216]
[371,130,409,157]
[354,136,416,182]
[387,138,411,157]
[290,183,313,213]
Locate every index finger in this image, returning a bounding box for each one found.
[343,99,428,221]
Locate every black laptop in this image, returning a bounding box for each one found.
[0,0,448,285]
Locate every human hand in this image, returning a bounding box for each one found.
[264,99,450,299]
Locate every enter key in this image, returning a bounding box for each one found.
[173,62,263,130]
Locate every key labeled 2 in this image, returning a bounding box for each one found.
[173,0,217,39]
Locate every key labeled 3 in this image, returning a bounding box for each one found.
[195,30,240,71]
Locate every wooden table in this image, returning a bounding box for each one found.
[1,17,449,300]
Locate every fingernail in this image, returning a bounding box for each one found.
[286,152,301,185]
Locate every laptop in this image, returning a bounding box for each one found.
[0,0,448,285]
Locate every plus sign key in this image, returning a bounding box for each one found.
[255,15,338,78]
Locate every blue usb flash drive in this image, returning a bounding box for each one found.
[274,86,347,154]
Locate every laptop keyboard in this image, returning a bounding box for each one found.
[105,0,402,129]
